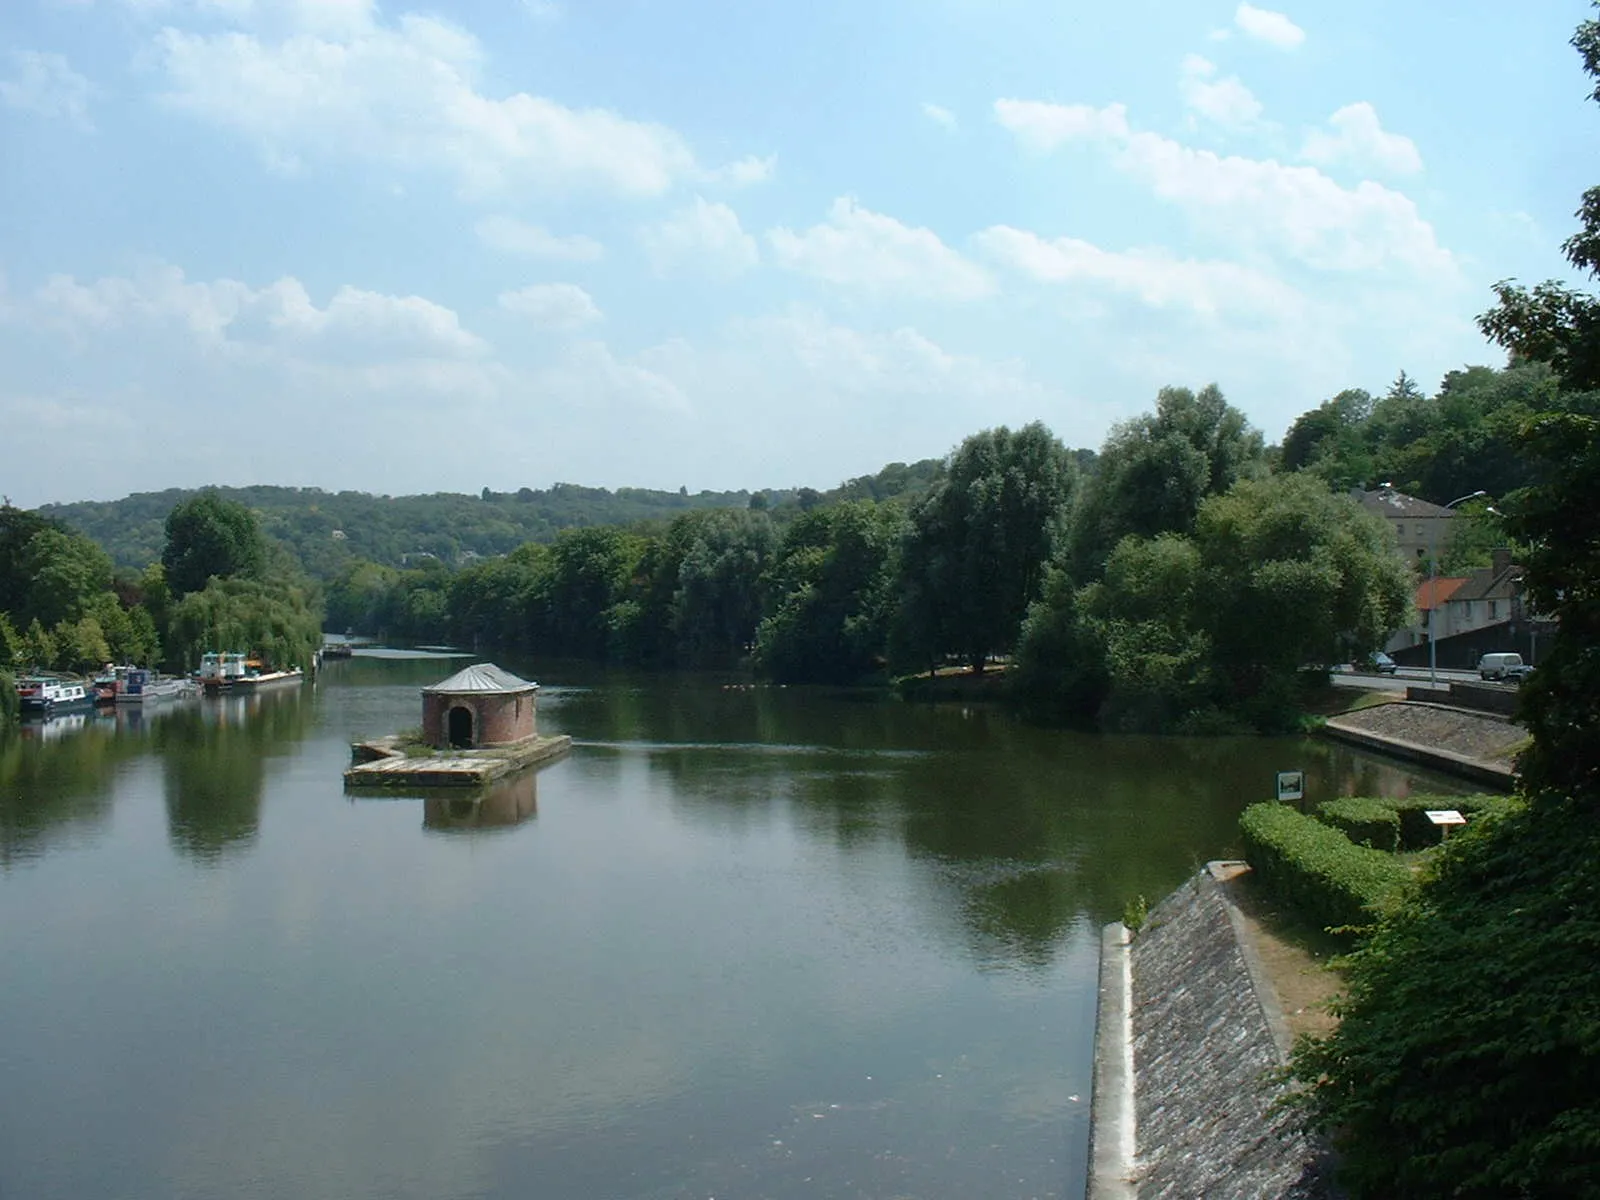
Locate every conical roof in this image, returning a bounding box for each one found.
[422,663,538,695]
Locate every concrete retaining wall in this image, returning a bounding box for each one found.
[1089,866,1336,1199]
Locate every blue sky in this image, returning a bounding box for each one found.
[1,0,1593,507]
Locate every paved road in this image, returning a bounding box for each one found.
[1331,666,1483,692]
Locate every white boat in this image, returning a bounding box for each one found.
[198,652,249,691]
[114,668,199,705]
[16,676,94,714]
[232,667,304,691]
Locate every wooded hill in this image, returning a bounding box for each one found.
[36,461,947,576]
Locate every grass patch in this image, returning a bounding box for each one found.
[393,726,437,758]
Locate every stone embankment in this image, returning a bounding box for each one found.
[1089,865,1337,1199]
[1320,700,1521,789]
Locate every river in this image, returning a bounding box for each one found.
[0,653,1467,1200]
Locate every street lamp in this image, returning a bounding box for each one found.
[1428,490,1489,688]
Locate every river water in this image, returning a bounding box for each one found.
[0,654,1465,1200]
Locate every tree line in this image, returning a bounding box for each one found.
[9,352,1546,735]
[312,376,1465,733]
[1,491,323,702]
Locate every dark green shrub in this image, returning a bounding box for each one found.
[0,668,15,724]
[1315,797,1402,852]
[1293,797,1600,1197]
[1239,803,1412,938]
[1383,794,1519,850]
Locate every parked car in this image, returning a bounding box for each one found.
[1477,652,1531,682]
[1359,652,1399,674]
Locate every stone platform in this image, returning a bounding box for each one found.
[344,734,572,788]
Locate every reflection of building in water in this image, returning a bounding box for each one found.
[423,770,538,833]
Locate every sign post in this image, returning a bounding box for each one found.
[1275,771,1304,803]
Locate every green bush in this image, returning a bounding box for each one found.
[1293,798,1600,1197]
[0,668,15,724]
[1239,803,1413,938]
[1315,797,1402,852]
[1382,794,1519,850]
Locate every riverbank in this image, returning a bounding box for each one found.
[1319,700,1521,789]
[1090,863,1340,1199]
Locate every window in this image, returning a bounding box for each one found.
[1489,600,1499,619]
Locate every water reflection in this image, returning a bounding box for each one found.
[155,687,313,864]
[0,659,1489,1200]
[547,678,1475,967]
[0,716,141,867]
[422,770,539,833]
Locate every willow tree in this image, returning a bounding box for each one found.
[893,423,1077,673]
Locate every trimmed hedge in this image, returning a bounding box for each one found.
[1240,803,1413,937]
[1313,794,1521,851]
[1381,794,1519,850]
[1315,797,1401,852]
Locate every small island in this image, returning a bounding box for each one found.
[345,662,571,788]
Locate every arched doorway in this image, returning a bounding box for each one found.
[448,705,474,749]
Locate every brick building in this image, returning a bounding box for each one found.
[421,663,539,750]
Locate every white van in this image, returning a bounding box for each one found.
[1478,652,1529,682]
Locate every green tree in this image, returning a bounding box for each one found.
[1292,11,1600,1194]
[755,501,905,683]
[670,510,777,665]
[0,504,60,617]
[1085,534,1214,732]
[894,423,1077,672]
[533,527,647,660]
[162,491,267,597]
[20,527,114,629]
[1193,474,1410,727]
[1067,384,1265,580]
[166,577,322,671]
[1010,565,1110,725]
[52,615,111,673]
[0,615,20,680]
[1279,388,1373,482]
[19,619,56,672]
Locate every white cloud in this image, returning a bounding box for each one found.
[475,216,604,261]
[1234,3,1304,49]
[766,197,994,300]
[536,340,690,414]
[22,264,487,359]
[993,98,1128,152]
[0,51,95,129]
[976,225,1304,319]
[639,197,759,278]
[1179,55,1263,130]
[921,102,957,130]
[150,13,748,197]
[702,154,776,187]
[1301,102,1423,176]
[498,282,602,330]
[628,308,1069,465]
[995,100,1453,276]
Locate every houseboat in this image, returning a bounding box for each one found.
[16,676,94,715]
[115,668,199,705]
[198,652,249,691]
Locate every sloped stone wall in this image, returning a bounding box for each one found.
[1124,870,1336,1199]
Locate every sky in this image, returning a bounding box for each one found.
[1,0,1595,508]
